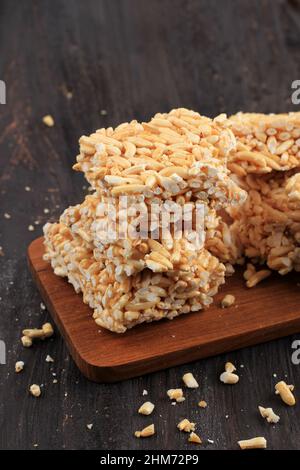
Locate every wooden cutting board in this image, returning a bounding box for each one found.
[28,236,300,383]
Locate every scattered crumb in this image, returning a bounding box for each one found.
[198,400,207,408]
[177,419,196,432]
[43,208,50,214]
[188,432,202,444]
[100,109,107,116]
[171,402,176,406]
[207,439,214,444]
[53,379,58,384]
[30,384,41,397]
[135,424,155,438]
[15,361,24,373]
[142,389,148,396]
[220,362,239,384]
[42,115,55,127]
[225,415,229,419]
[33,444,38,448]
[28,225,35,232]
[21,335,33,348]
[64,392,68,397]
[4,212,11,219]
[40,302,46,310]
[273,373,277,378]
[275,381,296,406]
[25,186,31,191]
[182,372,199,389]
[167,388,185,403]
[240,364,244,368]
[258,406,280,424]
[45,354,54,363]
[238,437,267,450]
[138,401,155,416]
[221,294,235,308]
[86,423,93,430]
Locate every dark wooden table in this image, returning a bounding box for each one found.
[0,0,300,450]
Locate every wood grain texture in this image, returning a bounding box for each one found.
[28,237,300,383]
[1,0,300,450]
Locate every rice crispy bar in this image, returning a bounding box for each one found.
[227,170,300,274]
[208,113,300,273]
[73,108,246,209]
[59,193,222,277]
[43,108,248,332]
[228,112,300,175]
[43,222,225,333]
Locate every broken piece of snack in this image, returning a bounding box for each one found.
[138,402,155,416]
[134,424,155,438]
[167,388,185,402]
[177,419,196,432]
[258,406,280,424]
[182,372,199,388]
[188,432,202,444]
[238,436,267,450]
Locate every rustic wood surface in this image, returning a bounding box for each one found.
[28,236,300,384]
[0,0,300,450]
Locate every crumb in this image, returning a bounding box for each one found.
[100,109,107,116]
[138,402,155,416]
[142,389,148,396]
[15,361,24,373]
[177,419,196,432]
[135,424,155,438]
[53,379,58,384]
[86,423,93,430]
[21,335,33,348]
[207,439,214,444]
[182,372,199,388]
[28,225,35,231]
[45,354,54,363]
[188,432,202,444]
[4,213,11,219]
[40,302,46,310]
[258,406,280,424]
[42,115,55,127]
[198,400,207,408]
[43,208,49,214]
[221,294,235,308]
[167,388,185,402]
[273,373,277,378]
[25,186,31,191]
[30,384,41,397]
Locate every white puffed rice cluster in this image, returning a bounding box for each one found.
[44,108,248,333]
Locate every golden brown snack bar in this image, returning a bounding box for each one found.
[43,222,226,333]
